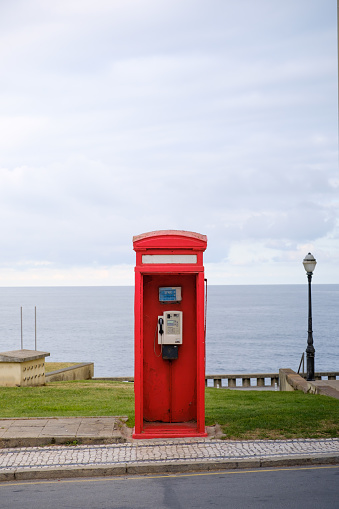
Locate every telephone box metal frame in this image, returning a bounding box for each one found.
[133,230,207,439]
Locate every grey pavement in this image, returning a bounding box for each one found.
[309,379,339,399]
[0,417,126,448]
[0,417,338,481]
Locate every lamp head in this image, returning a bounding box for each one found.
[303,252,317,274]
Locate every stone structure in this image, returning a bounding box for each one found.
[0,349,50,387]
[45,362,94,382]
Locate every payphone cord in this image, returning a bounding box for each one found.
[154,318,163,358]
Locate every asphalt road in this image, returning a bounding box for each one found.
[1,465,338,509]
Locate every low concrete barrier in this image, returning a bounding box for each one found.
[279,368,309,393]
[279,369,339,399]
[205,373,279,388]
[94,374,280,388]
[206,372,339,389]
[48,369,339,387]
[46,363,94,382]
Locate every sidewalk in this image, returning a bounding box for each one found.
[0,417,126,448]
[0,417,338,481]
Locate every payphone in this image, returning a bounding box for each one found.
[158,309,183,360]
[158,311,183,345]
[157,286,183,360]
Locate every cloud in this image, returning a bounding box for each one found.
[0,0,337,284]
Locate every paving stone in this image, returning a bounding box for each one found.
[0,417,338,480]
[1,438,339,474]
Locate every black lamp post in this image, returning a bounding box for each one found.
[302,253,317,381]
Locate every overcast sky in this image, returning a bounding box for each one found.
[0,0,337,286]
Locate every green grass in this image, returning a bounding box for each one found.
[0,381,338,439]
[0,381,135,427]
[205,388,339,439]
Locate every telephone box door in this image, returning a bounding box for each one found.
[142,274,197,423]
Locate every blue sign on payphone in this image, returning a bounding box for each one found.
[159,287,182,302]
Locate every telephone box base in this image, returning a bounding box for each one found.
[132,422,208,439]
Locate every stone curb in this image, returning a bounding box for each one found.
[1,454,338,482]
[0,435,126,449]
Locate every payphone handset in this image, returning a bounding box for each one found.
[158,311,183,345]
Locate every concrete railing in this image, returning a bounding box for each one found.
[206,372,339,389]
[301,372,339,381]
[94,374,280,388]
[205,374,279,388]
[48,369,339,387]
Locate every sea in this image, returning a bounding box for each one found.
[0,285,338,378]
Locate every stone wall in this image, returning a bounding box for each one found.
[46,363,94,382]
[279,368,309,393]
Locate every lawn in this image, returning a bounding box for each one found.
[205,388,339,439]
[0,381,338,439]
[0,381,135,426]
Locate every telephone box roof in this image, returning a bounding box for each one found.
[133,230,207,250]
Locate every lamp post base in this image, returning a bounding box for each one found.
[306,346,315,381]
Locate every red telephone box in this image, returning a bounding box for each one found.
[132,230,207,439]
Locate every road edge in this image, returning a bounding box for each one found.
[1,454,339,482]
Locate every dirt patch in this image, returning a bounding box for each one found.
[206,423,224,439]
